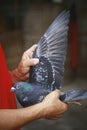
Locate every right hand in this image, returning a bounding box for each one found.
[41,89,67,120]
[10,45,39,84]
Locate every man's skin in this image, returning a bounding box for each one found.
[0,45,67,130]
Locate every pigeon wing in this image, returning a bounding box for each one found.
[33,10,70,88]
[60,88,87,102]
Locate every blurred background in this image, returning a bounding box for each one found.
[0,0,87,130]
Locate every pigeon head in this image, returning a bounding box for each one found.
[11,82,34,106]
[11,82,32,93]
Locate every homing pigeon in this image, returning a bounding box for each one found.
[11,10,87,107]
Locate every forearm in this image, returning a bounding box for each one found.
[0,103,43,130]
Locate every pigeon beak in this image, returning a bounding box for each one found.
[10,87,16,92]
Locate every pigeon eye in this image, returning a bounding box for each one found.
[16,85,20,89]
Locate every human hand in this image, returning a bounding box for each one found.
[10,45,39,84]
[41,89,67,120]
[17,44,39,77]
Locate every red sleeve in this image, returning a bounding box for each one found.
[0,44,17,109]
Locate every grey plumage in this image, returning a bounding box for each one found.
[29,10,69,90]
[60,88,87,103]
[11,10,87,107]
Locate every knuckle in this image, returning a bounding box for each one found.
[23,52,26,56]
[62,103,68,111]
[21,61,25,67]
[54,89,61,97]
[55,89,61,94]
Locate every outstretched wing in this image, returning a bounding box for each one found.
[60,88,87,103]
[33,10,70,88]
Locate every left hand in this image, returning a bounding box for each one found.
[10,44,39,84]
[41,89,67,120]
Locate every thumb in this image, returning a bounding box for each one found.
[53,89,61,98]
[48,89,61,99]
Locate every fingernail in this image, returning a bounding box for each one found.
[34,58,39,64]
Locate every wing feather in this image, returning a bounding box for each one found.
[34,10,70,88]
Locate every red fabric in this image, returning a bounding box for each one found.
[0,44,17,109]
[0,44,20,130]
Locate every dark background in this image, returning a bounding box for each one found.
[0,0,87,130]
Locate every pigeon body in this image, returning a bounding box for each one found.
[11,10,87,107]
[13,82,51,107]
[29,56,54,90]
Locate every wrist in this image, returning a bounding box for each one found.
[36,102,50,119]
[30,102,47,119]
[23,102,46,121]
[9,68,23,85]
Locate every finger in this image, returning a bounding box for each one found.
[29,44,37,52]
[23,44,37,59]
[26,44,37,54]
[49,89,61,98]
[24,58,39,67]
[24,73,29,79]
[55,89,61,98]
[60,102,68,112]
[44,89,61,100]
